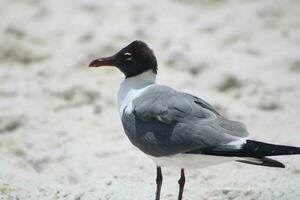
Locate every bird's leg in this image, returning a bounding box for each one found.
[155,166,163,200]
[178,168,185,200]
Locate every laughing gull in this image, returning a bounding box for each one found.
[89,40,300,200]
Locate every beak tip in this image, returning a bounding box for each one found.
[88,62,95,67]
[88,59,101,67]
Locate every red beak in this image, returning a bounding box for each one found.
[88,56,116,67]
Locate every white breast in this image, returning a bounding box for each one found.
[118,85,154,115]
[117,70,157,116]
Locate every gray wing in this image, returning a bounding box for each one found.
[122,85,249,157]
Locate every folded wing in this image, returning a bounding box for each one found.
[122,85,249,157]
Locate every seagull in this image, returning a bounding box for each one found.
[89,40,300,200]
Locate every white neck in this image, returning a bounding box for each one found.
[118,70,157,115]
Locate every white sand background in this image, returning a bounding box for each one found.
[0,0,300,199]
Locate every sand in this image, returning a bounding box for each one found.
[0,0,300,199]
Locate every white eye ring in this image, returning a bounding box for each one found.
[124,52,132,61]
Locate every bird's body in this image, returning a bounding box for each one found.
[118,69,248,168]
[117,70,232,168]
[89,40,300,200]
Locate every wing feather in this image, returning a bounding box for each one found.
[124,85,249,157]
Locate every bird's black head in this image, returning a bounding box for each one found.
[89,40,157,78]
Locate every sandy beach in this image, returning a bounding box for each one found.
[0,0,300,199]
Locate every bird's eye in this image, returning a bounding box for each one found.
[123,52,132,61]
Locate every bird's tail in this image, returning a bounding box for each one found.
[236,140,300,168]
[235,140,300,168]
[237,157,286,168]
[197,140,300,168]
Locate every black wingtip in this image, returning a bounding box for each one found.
[243,140,300,157]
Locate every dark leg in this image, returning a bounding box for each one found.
[155,166,163,200]
[178,168,185,200]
